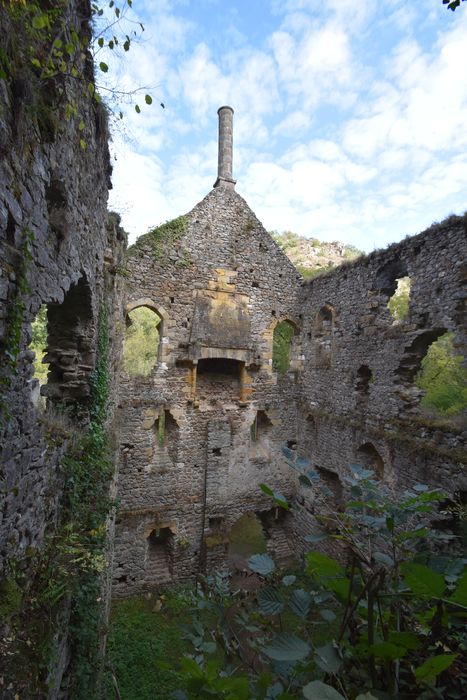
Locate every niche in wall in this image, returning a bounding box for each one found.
[41,275,95,405]
[356,442,384,479]
[314,304,335,369]
[146,526,175,580]
[196,358,242,400]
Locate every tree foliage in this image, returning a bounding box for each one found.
[443,0,465,10]
[123,306,160,376]
[417,332,467,416]
[175,466,467,699]
[272,320,295,374]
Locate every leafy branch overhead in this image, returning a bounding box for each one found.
[443,0,465,10]
[1,0,154,137]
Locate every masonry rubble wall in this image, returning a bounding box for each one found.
[0,2,124,695]
[291,215,467,552]
[113,186,303,595]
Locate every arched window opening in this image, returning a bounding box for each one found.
[42,276,94,406]
[196,358,242,400]
[28,304,49,407]
[314,304,335,369]
[356,443,384,479]
[416,332,467,417]
[355,365,373,403]
[316,466,344,508]
[228,513,267,569]
[146,526,174,580]
[123,306,161,377]
[250,410,273,442]
[387,276,412,323]
[272,320,296,373]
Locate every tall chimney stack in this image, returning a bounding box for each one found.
[214,106,236,189]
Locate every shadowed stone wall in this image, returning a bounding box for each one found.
[290,215,467,552]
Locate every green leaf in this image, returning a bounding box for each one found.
[248,553,275,576]
[32,14,49,30]
[258,587,284,615]
[99,62,109,73]
[370,642,407,661]
[320,609,336,622]
[124,39,130,51]
[262,633,310,662]
[302,681,345,700]
[145,94,153,105]
[402,563,445,598]
[98,37,104,48]
[450,568,467,605]
[314,642,342,674]
[260,483,274,497]
[135,104,141,114]
[388,631,421,650]
[373,551,394,566]
[414,654,457,684]
[355,694,379,700]
[306,552,343,578]
[282,575,296,586]
[289,588,311,619]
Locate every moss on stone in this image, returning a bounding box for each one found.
[128,216,188,263]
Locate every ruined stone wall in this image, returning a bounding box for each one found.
[0,2,125,694]
[113,186,303,595]
[0,4,116,567]
[293,216,467,544]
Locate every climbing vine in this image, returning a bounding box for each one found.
[0,0,152,142]
[0,304,115,695]
[0,228,34,421]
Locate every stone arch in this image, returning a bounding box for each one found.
[356,442,384,479]
[227,512,267,570]
[267,316,301,373]
[124,297,171,366]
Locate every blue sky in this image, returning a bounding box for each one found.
[104,0,467,252]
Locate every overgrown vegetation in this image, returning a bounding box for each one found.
[129,216,188,263]
[270,231,364,280]
[123,306,161,376]
[0,228,34,420]
[1,0,152,135]
[1,305,115,696]
[273,320,295,374]
[172,466,467,699]
[387,276,411,323]
[417,332,467,416]
[104,590,192,699]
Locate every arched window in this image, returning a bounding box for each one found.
[375,258,412,323]
[123,306,161,376]
[272,319,297,373]
[356,442,384,479]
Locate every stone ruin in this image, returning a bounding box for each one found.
[0,7,466,689]
[112,106,467,596]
